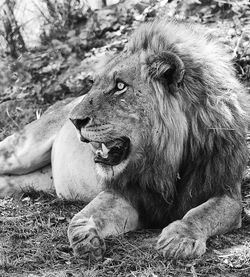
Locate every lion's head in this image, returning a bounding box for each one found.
[70,20,248,213]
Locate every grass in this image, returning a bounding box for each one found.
[0,181,249,277]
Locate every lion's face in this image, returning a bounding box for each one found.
[70,53,154,177]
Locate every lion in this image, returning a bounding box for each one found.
[0,20,249,260]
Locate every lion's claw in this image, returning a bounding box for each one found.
[68,217,106,261]
[156,220,206,259]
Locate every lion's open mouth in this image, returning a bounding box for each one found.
[81,136,130,166]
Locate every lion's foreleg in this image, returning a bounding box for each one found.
[0,129,53,175]
[68,191,139,260]
[156,193,242,258]
[0,165,54,197]
[0,96,84,175]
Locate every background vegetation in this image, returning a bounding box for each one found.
[0,0,249,276]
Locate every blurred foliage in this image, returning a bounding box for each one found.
[0,0,26,58]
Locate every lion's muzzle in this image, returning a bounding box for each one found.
[70,116,130,166]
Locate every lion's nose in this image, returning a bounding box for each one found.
[70,117,91,130]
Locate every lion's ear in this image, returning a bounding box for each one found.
[147,52,185,94]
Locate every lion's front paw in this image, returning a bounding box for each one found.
[156,220,206,259]
[68,216,106,261]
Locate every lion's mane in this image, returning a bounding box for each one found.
[105,21,248,228]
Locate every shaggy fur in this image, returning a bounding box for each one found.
[92,20,248,228]
[66,20,249,260]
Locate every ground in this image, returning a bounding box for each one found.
[0,183,249,277]
[0,1,250,276]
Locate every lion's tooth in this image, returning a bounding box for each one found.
[102,143,110,155]
[96,149,102,155]
[96,147,109,159]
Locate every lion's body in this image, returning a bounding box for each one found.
[52,118,101,200]
[0,20,249,260]
[0,95,102,201]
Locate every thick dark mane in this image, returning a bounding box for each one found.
[106,21,248,227]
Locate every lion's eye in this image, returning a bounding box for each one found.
[114,81,127,95]
[117,82,125,90]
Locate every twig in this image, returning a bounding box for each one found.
[6,108,19,128]
[0,211,40,222]
[233,33,244,58]
[191,265,198,277]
